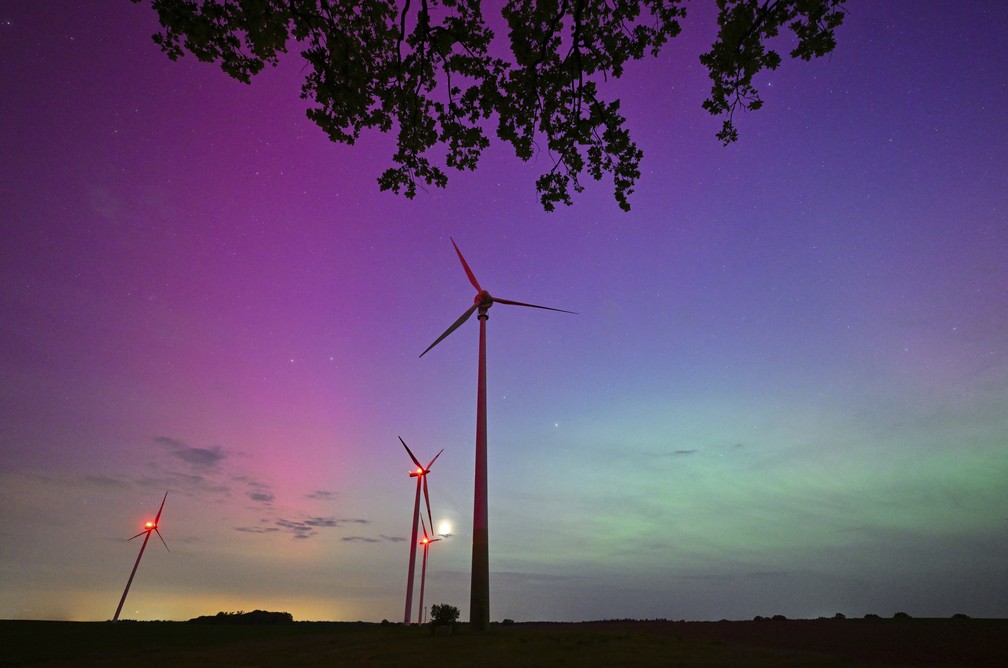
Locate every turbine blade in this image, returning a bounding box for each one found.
[450,237,481,292]
[423,476,433,536]
[425,448,444,469]
[419,304,477,358]
[493,297,577,314]
[154,491,168,523]
[399,436,422,469]
[155,528,170,552]
[420,515,430,540]
[128,530,147,541]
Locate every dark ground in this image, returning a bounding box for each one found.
[1,617,1004,667]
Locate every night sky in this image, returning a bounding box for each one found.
[2,1,1006,622]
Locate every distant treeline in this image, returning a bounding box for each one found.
[188,610,294,624]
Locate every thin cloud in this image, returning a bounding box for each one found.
[650,443,743,458]
[304,517,368,528]
[303,517,342,528]
[342,536,380,543]
[306,490,336,500]
[235,526,280,534]
[134,472,230,496]
[239,513,374,540]
[646,448,698,458]
[237,478,275,505]
[269,516,369,540]
[275,519,317,540]
[380,534,407,543]
[154,436,226,469]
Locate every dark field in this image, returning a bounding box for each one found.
[2,618,1005,667]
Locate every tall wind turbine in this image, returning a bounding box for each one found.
[416,516,442,624]
[113,491,169,622]
[420,238,574,630]
[400,436,442,625]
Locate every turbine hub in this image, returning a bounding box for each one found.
[474,290,493,309]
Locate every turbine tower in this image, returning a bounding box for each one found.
[400,436,442,625]
[416,516,442,624]
[113,491,169,622]
[420,238,574,630]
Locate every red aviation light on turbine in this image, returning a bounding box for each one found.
[144,521,155,529]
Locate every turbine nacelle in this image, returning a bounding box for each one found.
[474,289,493,310]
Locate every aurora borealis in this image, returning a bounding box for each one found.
[1,1,1006,622]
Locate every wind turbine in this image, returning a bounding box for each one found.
[416,516,442,624]
[420,238,574,630]
[113,491,169,622]
[400,436,442,625]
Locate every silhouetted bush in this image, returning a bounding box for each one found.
[833,613,846,620]
[893,611,912,620]
[771,614,787,621]
[501,618,515,625]
[188,610,293,624]
[952,613,970,620]
[430,603,460,627]
[753,615,766,621]
[864,613,881,620]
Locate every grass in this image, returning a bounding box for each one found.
[2,618,1005,667]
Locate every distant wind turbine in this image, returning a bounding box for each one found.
[420,238,574,630]
[399,436,442,625]
[416,515,442,624]
[113,491,169,622]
